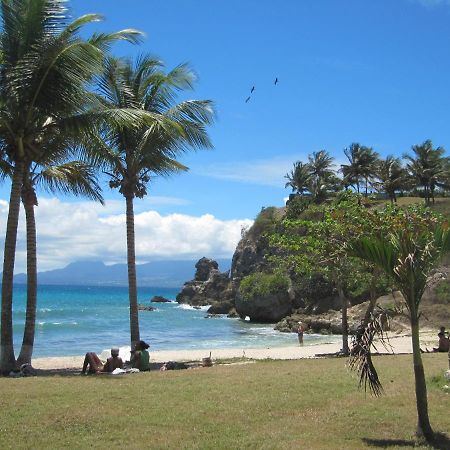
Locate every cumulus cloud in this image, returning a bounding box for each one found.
[0,198,253,273]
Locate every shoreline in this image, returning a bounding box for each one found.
[32,331,439,370]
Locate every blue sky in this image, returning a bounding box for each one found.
[2,0,450,271]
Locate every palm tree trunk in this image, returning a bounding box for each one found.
[362,271,378,328]
[125,194,140,349]
[17,194,37,366]
[338,281,349,356]
[410,314,434,441]
[0,161,24,374]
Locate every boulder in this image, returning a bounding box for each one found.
[235,291,292,323]
[207,301,234,315]
[151,296,171,303]
[138,304,156,312]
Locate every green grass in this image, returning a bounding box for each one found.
[0,354,449,449]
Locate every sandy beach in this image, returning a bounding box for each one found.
[31,330,440,370]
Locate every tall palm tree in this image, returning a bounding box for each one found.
[284,161,311,195]
[374,156,409,203]
[18,157,103,366]
[349,225,450,442]
[0,0,142,373]
[98,56,215,349]
[404,140,446,205]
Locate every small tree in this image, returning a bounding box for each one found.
[349,220,450,442]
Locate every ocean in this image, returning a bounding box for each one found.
[11,284,340,358]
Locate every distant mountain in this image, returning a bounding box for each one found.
[12,259,232,288]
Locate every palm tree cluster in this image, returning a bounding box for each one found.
[285,140,450,204]
[0,0,214,374]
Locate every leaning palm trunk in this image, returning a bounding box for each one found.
[126,194,140,348]
[0,161,24,373]
[17,189,38,366]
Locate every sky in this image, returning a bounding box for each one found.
[2,0,450,272]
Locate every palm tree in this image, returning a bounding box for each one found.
[341,143,365,194]
[0,0,141,373]
[284,161,311,195]
[359,147,379,196]
[374,156,409,203]
[18,158,104,366]
[349,225,450,442]
[404,140,446,205]
[307,150,336,202]
[97,56,215,349]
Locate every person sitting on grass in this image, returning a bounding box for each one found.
[131,340,150,371]
[81,348,123,374]
[433,332,450,353]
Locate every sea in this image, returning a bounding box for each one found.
[11,284,340,358]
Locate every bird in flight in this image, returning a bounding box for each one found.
[251,86,255,93]
[245,96,251,103]
[274,77,278,85]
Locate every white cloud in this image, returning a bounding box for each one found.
[0,198,253,273]
[195,155,304,187]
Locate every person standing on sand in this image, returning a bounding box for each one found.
[81,348,123,374]
[297,322,305,345]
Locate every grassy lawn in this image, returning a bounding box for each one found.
[0,354,449,449]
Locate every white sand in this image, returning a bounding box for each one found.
[32,331,439,370]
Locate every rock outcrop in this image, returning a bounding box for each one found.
[235,290,292,323]
[151,296,172,303]
[138,304,156,312]
[176,257,234,312]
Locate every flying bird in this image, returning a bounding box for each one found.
[251,86,255,93]
[245,96,251,103]
[274,77,278,85]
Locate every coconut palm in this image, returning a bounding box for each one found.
[18,157,104,365]
[284,161,311,195]
[0,0,142,373]
[307,150,336,202]
[349,225,450,442]
[374,156,409,203]
[97,56,215,349]
[359,147,379,196]
[404,140,446,205]
[341,143,365,194]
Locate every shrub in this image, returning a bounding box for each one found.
[247,207,279,239]
[239,272,289,301]
[433,279,450,304]
[285,195,311,219]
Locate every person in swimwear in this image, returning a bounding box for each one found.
[81,347,123,374]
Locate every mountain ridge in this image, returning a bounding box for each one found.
[11,259,232,288]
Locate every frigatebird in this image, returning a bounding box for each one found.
[251,86,255,93]
[274,77,278,85]
[245,96,251,103]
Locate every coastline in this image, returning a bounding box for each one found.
[32,331,439,370]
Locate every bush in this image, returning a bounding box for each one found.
[239,272,289,301]
[285,195,311,219]
[247,207,279,239]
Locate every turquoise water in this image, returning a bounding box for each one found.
[11,284,339,357]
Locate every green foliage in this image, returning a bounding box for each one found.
[239,272,289,301]
[433,279,450,304]
[285,195,311,219]
[247,206,279,239]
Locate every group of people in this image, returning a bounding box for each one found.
[81,340,150,374]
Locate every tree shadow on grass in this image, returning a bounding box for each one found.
[363,432,450,450]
